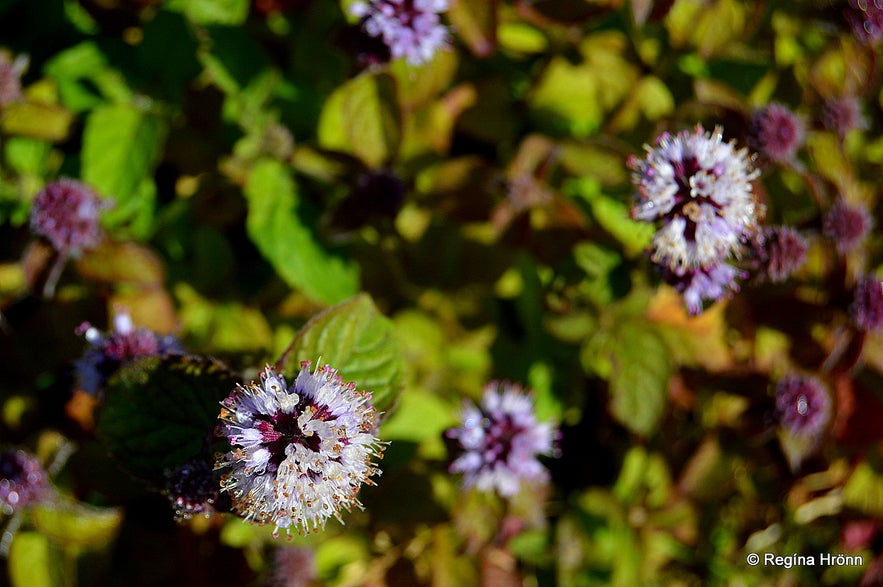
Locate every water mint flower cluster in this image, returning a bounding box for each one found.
[629,125,761,314]
[74,311,182,395]
[216,363,385,536]
[349,0,449,65]
[5,1,883,585]
[0,448,51,515]
[29,179,109,258]
[446,382,557,497]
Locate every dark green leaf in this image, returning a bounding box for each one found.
[96,355,238,483]
[278,294,405,415]
[244,159,359,304]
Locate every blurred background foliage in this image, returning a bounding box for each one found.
[0,0,882,585]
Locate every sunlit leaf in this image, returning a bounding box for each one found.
[166,0,249,25]
[278,294,405,415]
[76,240,166,287]
[318,72,401,168]
[244,159,359,304]
[81,104,164,234]
[843,461,883,516]
[30,500,123,551]
[8,532,61,587]
[1,102,73,142]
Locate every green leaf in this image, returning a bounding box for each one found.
[96,355,238,483]
[76,240,167,287]
[584,320,671,437]
[81,104,164,232]
[8,532,60,587]
[1,102,74,142]
[244,159,359,304]
[30,500,123,551]
[530,57,602,136]
[318,72,401,168]
[565,178,653,258]
[843,461,883,516]
[166,0,249,25]
[446,0,497,58]
[609,323,671,436]
[278,294,405,415]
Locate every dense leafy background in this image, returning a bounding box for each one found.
[1,0,883,586]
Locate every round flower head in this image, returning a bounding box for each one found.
[850,276,883,332]
[822,96,869,140]
[165,457,219,521]
[748,225,809,284]
[748,103,805,164]
[823,198,873,255]
[74,311,182,395]
[349,0,449,66]
[446,381,557,497]
[0,448,51,514]
[216,363,384,537]
[29,179,109,257]
[662,263,744,315]
[0,51,28,107]
[774,374,831,437]
[629,125,761,271]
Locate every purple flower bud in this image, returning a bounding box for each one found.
[0,448,51,514]
[165,458,219,521]
[446,381,557,497]
[349,0,449,66]
[216,364,385,537]
[29,179,110,257]
[271,546,317,587]
[823,198,873,255]
[850,276,883,332]
[630,125,762,271]
[662,263,744,315]
[822,96,869,140]
[74,311,182,395]
[774,374,831,437]
[748,103,805,164]
[748,225,809,283]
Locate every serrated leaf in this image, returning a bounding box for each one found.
[8,532,60,587]
[30,500,123,550]
[244,159,359,304]
[609,323,671,436]
[278,294,404,415]
[97,355,238,483]
[81,104,164,231]
[318,72,401,168]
